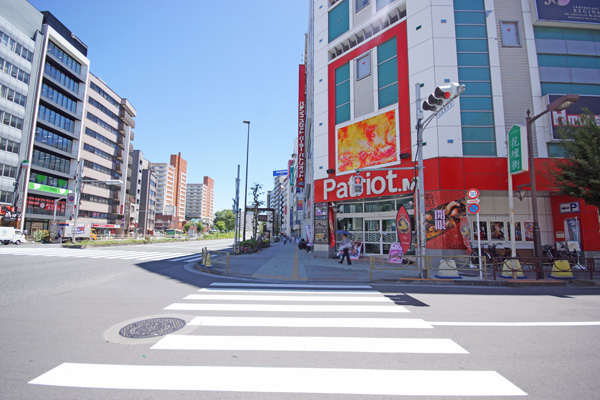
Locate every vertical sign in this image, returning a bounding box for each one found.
[296,64,306,188]
[508,125,528,175]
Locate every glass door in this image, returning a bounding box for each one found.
[364,219,381,254]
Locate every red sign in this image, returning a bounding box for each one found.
[314,169,415,203]
[296,64,306,188]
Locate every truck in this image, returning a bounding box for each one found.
[50,222,97,242]
[0,227,26,245]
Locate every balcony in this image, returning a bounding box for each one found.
[115,149,123,160]
[117,135,125,149]
[119,108,136,128]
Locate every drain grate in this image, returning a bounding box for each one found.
[119,317,186,339]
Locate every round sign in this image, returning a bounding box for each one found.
[466,188,480,200]
[467,203,480,214]
[67,194,76,203]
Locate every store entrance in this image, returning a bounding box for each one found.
[364,218,397,255]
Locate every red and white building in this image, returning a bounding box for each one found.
[300,0,600,258]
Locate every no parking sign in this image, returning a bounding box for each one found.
[466,188,480,214]
[66,193,76,206]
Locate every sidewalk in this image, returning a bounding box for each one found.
[198,242,600,286]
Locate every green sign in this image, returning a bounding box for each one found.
[508,125,528,175]
[29,182,71,195]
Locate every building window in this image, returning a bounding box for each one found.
[500,21,520,47]
[356,0,369,12]
[356,52,371,81]
[329,0,350,42]
[375,0,394,11]
[377,37,398,109]
[335,63,351,124]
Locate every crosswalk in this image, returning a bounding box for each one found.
[0,246,202,262]
[29,282,527,397]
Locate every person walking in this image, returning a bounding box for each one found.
[339,233,352,265]
[57,229,62,244]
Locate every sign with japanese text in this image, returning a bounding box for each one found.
[296,64,306,188]
[508,125,528,175]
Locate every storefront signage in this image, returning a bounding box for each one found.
[315,170,414,202]
[28,182,70,195]
[559,201,580,213]
[508,125,528,175]
[273,170,288,176]
[395,205,412,255]
[296,64,306,188]
[550,94,600,138]
[336,109,399,173]
[535,0,600,24]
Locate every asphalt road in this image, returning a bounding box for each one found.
[1,239,599,400]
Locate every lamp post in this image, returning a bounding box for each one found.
[72,160,123,241]
[526,94,578,279]
[242,121,250,242]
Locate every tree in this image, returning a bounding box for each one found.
[195,222,204,233]
[214,209,236,231]
[183,223,192,233]
[552,111,600,209]
[250,182,264,240]
[215,221,226,232]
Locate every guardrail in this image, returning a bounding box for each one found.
[369,255,489,281]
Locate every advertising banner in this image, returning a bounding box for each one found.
[388,243,404,264]
[535,0,600,24]
[296,64,306,188]
[508,125,528,175]
[336,109,399,173]
[395,205,412,255]
[550,95,600,138]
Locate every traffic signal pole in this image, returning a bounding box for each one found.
[415,83,427,279]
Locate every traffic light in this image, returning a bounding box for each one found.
[351,175,364,196]
[422,82,465,112]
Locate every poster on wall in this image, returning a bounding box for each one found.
[336,109,399,173]
[314,202,329,245]
[508,222,523,241]
[473,221,488,241]
[535,0,600,24]
[337,240,363,260]
[524,222,535,242]
[425,199,466,241]
[564,217,580,243]
[490,221,506,241]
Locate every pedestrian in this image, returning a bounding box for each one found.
[57,229,62,244]
[283,235,287,245]
[339,233,352,265]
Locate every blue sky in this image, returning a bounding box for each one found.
[27,0,308,214]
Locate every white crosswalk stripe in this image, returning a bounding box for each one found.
[28,281,527,397]
[0,247,194,261]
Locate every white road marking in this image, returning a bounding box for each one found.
[209,282,373,289]
[164,303,408,313]
[198,288,382,295]
[0,247,191,261]
[152,335,468,353]
[188,316,432,328]
[431,321,600,327]
[184,294,394,302]
[29,363,527,396]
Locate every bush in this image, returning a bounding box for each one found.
[240,239,258,251]
[34,230,50,243]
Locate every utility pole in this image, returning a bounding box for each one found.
[415,83,426,279]
[233,164,240,253]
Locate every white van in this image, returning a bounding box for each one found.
[0,227,26,245]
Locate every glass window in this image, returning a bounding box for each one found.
[463,141,496,156]
[337,217,363,231]
[458,67,490,81]
[454,0,484,11]
[567,55,597,69]
[329,0,350,42]
[356,0,369,12]
[462,81,492,95]
[375,0,394,11]
[461,111,494,126]
[365,200,395,212]
[460,97,493,110]
[378,84,398,109]
[500,21,520,47]
[455,25,487,38]
[356,53,371,80]
[377,57,398,87]
[454,12,486,24]
[457,53,490,66]
[377,38,397,63]
[548,142,566,158]
[456,39,488,52]
[537,54,567,68]
[461,127,495,141]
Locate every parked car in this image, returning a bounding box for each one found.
[0,227,26,245]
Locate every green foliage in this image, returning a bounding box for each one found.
[214,209,236,231]
[183,223,192,232]
[250,182,264,241]
[553,111,600,209]
[215,221,226,232]
[240,238,258,250]
[34,230,50,243]
[196,222,204,233]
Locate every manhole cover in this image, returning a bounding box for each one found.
[119,317,186,339]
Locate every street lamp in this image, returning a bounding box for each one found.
[526,94,578,279]
[72,160,123,241]
[242,120,250,242]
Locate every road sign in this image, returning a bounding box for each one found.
[467,203,480,214]
[66,193,76,205]
[559,201,580,214]
[466,188,479,200]
[273,169,288,177]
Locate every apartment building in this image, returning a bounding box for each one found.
[185,176,214,227]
